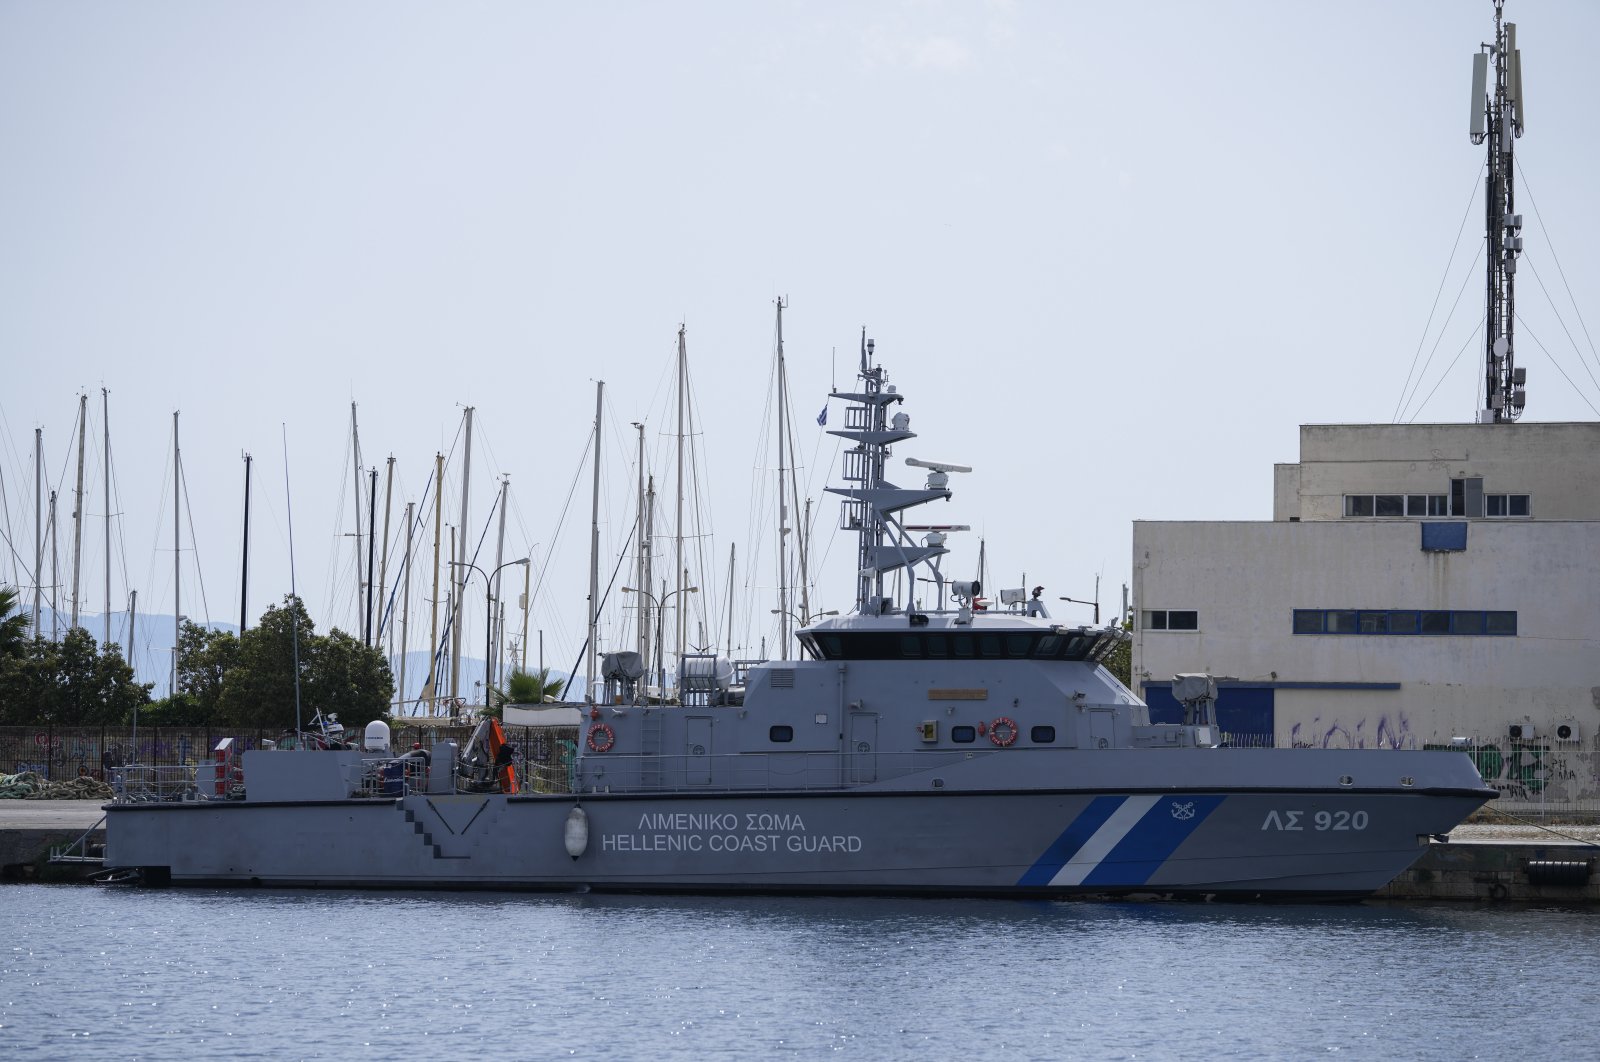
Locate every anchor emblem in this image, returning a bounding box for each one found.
[1170,801,1196,821]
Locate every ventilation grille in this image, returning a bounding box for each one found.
[770,669,795,689]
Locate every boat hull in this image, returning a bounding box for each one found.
[105,785,1487,900]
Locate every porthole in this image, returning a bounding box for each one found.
[1339,775,1354,787]
[769,725,794,743]
[1030,726,1056,744]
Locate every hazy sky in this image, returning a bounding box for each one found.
[3,1,1599,694]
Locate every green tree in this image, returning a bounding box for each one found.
[135,692,213,727]
[1103,617,1133,689]
[0,586,28,660]
[213,595,394,732]
[307,626,394,730]
[0,628,151,725]
[215,596,316,729]
[175,620,239,722]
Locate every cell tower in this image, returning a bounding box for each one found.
[1469,0,1527,423]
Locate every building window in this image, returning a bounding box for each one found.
[1484,494,1531,517]
[1143,609,1198,631]
[1292,609,1517,636]
[1344,493,1450,518]
[1292,609,1324,634]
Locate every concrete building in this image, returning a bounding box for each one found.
[1131,422,1600,801]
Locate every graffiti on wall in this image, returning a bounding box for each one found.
[1290,712,1418,751]
[1288,714,1600,803]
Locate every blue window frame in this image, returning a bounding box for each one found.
[1293,609,1516,636]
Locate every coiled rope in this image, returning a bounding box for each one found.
[0,771,114,800]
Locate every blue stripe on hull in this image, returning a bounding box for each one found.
[1015,795,1126,886]
[1079,795,1224,887]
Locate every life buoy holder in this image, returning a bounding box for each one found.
[989,716,1019,747]
[587,722,616,753]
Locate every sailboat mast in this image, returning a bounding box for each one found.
[450,407,474,704]
[103,389,111,647]
[798,497,812,625]
[587,381,604,704]
[643,475,655,682]
[240,453,252,633]
[172,411,180,694]
[519,557,530,672]
[725,543,735,659]
[70,393,86,630]
[491,474,509,695]
[775,298,790,659]
[349,403,364,627]
[635,422,648,664]
[33,429,41,632]
[427,452,443,714]
[399,501,413,713]
[365,468,377,646]
[378,456,394,645]
[49,490,58,640]
[674,326,686,684]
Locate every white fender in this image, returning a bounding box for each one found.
[564,806,590,860]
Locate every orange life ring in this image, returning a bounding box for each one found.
[587,722,616,753]
[989,716,1019,747]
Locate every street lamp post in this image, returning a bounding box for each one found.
[623,584,697,701]
[770,608,838,659]
[450,557,529,717]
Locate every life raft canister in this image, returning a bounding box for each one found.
[587,722,616,753]
[989,716,1019,747]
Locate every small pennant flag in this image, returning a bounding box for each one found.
[816,404,828,426]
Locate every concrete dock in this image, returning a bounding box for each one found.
[0,799,107,878]
[2,801,1596,898]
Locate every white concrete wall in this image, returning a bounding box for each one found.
[1272,422,1600,521]
[1131,519,1600,744]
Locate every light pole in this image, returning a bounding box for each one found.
[623,584,697,701]
[770,608,838,659]
[450,557,529,714]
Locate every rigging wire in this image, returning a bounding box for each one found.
[1406,318,1485,423]
[1513,315,1600,419]
[1522,252,1600,401]
[1515,160,1600,380]
[1392,168,1485,422]
[1397,242,1485,422]
[179,448,211,627]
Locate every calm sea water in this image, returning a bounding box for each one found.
[2,885,1596,1060]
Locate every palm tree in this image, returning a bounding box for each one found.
[493,667,566,707]
[0,586,29,660]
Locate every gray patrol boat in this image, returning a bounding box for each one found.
[105,340,1494,899]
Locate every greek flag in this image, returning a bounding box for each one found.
[816,404,828,426]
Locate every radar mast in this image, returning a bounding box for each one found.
[1470,0,1527,423]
